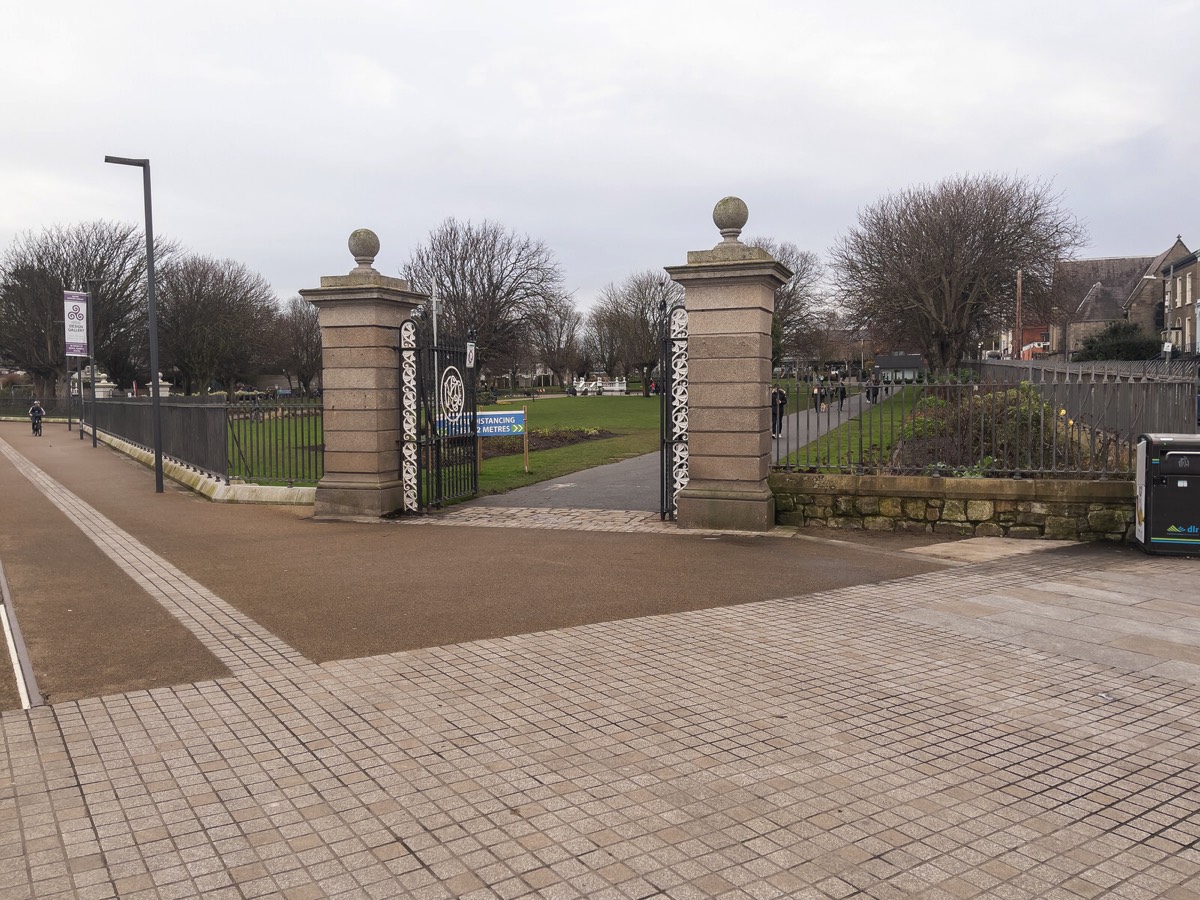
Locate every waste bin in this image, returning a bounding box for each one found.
[1134,433,1200,555]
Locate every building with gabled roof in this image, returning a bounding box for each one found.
[1044,238,1192,358]
[1151,246,1199,355]
[1122,237,1191,342]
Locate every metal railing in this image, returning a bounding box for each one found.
[90,397,229,477]
[226,398,324,486]
[773,376,1198,480]
[971,358,1200,383]
[78,397,324,487]
[0,398,75,419]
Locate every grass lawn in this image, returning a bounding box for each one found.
[479,395,659,494]
[781,386,920,472]
[219,395,659,491]
[228,411,324,485]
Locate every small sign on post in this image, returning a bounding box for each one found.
[64,291,89,357]
[476,410,525,436]
[477,409,529,473]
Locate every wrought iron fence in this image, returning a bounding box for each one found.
[226,398,324,486]
[0,397,75,419]
[773,377,1198,480]
[88,397,228,476]
[972,358,1200,383]
[77,397,323,487]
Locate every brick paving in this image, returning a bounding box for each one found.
[3,438,1200,898]
[385,506,760,536]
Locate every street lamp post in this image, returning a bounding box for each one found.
[104,155,164,492]
[83,277,100,449]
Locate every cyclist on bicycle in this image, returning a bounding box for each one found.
[28,400,44,436]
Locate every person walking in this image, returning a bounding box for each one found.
[837,380,847,412]
[770,383,787,438]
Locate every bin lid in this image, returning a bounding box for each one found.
[1138,433,1200,446]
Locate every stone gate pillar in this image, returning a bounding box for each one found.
[299,229,427,517]
[665,198,792,531]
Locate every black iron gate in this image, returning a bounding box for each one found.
[659,299,689,520]
[399,321,478,512]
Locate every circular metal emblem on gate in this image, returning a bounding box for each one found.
[440,366,466,423]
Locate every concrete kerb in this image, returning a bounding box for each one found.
[82,425,317,505]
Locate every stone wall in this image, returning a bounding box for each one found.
[770,473,1135,541]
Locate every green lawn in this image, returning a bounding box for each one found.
[228,410,324,485]
[478,395,659,494]
[781,386,920,472]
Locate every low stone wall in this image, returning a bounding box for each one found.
[770,473,1135,541]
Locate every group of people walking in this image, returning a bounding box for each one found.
[768,378,850,438]
[768,373,888,439]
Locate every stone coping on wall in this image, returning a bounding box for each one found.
[770,472,1135,541]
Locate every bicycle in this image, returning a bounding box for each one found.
[31,416,43,437]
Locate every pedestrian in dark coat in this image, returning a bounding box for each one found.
[770,383,787,438]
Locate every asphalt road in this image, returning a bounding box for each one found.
[468,450,661,511]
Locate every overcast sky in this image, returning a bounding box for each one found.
[3,1,1197,308]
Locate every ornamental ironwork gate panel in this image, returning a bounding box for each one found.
[659,300,689,520]
[399,321,478,512]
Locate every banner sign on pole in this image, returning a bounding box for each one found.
[477,410,525,436]
[64,291,89,357]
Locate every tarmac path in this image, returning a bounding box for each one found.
[0,421,946,703]
[469,386,868,512]
[3,420,1200,900]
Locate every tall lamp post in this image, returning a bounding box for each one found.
[83,277,100,449]
[104,155,164,492]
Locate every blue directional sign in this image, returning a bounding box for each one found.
[477,410,526,436]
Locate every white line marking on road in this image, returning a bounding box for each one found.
[0,601,29,709]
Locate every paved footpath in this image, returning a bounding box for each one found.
[2,428,1200,899]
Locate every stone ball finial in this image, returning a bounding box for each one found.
[713,196,749,243]
[348,228,380,271]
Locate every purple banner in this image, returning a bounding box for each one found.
[64,291,89,357]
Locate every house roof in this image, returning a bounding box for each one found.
[1160,249,1199,271]
[874,353,925,369]
[1055,256,1156,323]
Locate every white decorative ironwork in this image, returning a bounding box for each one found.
[572,376,628,395]
[669,303,689,510]
[400,320,419,513]
[440,366,465,423]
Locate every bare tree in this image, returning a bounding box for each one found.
[593,271,682,395]
[528,294,582,389]
[747,237,827,363]
[794,309,851,373]
[276,296,323,395]
[404,218,567,370]
[583,305,621,381]
[0,221,177,396]
[157,255,279,395]
[830,173,1086,373]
